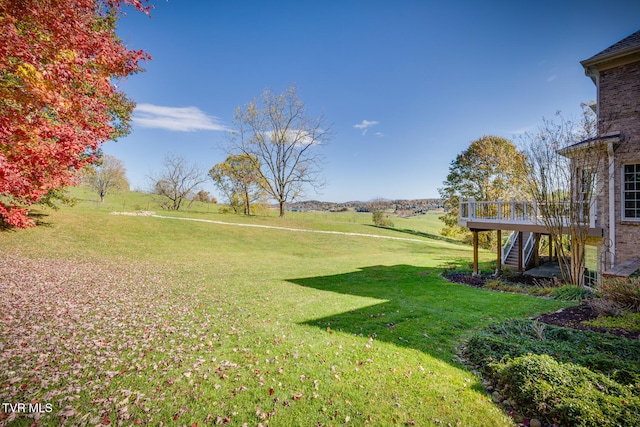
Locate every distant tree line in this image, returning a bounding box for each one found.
[284,199,443,214]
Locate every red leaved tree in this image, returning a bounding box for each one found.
[0,0,151,227]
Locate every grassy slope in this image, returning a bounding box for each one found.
[0,189,571,426]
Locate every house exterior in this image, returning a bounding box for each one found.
[458,29,640,279]
[580,29,640,276]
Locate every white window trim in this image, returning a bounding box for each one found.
[621,162,640,222]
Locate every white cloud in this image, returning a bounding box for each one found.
[375,132,384,137]
[133,103,229,132]
[353,119,380,135]
[265,129,321,146]
[507,122,538,136]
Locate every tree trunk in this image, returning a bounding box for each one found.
[552,233,571,284]
[279,200,285,217]
[570,236,586,288]
[244,188,251,215]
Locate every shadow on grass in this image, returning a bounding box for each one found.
[30,211,53,227]
[1,211,51,230]
[367,225,463,245]
[290,264,560,364]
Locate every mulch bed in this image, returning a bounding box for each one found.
[534,302,640,340]
[445,272,541,287]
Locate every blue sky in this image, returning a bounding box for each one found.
[109,0,640,203]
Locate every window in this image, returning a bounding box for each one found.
[578,167,596,222]
[623,163,640,219]
[580,168,596,196]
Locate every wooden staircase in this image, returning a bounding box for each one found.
[503,231,533,271]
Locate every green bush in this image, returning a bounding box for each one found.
[584,311,640,332]
[550,285,593,301]
[372,210,394,227]
[463,319,640,383]
[491,354,640,427]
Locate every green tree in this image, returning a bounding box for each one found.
[438,135,528,248]
[369,199,394,227]
[82,154,129,203]
[209,154,264,215]
[230,85,331,217]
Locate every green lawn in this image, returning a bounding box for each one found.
[0,190,571,426]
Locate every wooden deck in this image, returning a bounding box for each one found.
[458,199,603,237]
[459,199,604,276]
[460,218,550,233]
[459,218,603,237]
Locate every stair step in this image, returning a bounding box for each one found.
[502,230,535,272]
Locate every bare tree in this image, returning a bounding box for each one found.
[82,154,129,203]
[230,85,331,217]
[149,154,207,211]
[520,106,600,287]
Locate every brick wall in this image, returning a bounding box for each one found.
[599,61,640,265]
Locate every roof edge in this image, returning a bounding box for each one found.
[581,30,640,72]
[557,133,621,157]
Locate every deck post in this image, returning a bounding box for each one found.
[495,229,502,275]
[518,230,524,273]
[549,236,554,262]
[533,233,540,267]
[472,230,479,276]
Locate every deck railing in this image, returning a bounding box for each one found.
[459,198,597,228]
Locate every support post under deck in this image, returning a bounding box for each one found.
[472,230,479,276]
[518,231,524,273]
[495,229,502,275]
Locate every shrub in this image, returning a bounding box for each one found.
[550,285,593,301]
[598,277,640,313]
[588,297,626,317]
[532,277,563,288]
[372,210,394,227]
[584,311,640,332]
[483,278,507,290]
[463,319,640,382]
[490,354,640,427]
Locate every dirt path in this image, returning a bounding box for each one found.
[152,214,428,243]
